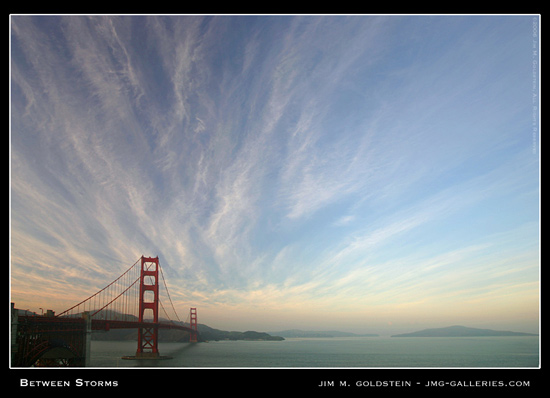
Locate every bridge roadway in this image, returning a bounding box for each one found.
[17,314,196,333]
[91,318,195,333]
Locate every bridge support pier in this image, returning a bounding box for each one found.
[82,311,92,367]
[11,303,18,365]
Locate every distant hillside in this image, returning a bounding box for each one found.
[269,329,378,338]
[92,322,284,342]
[198,324,284,341]
[391,325,538,337]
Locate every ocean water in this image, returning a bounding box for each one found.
[89,336,539,368]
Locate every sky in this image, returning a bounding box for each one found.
[10,15,540,335]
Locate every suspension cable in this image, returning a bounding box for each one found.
[56,257,141,318]
[158,261,182,323]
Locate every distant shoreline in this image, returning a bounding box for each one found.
[268,329,378,338]
[391,325,538,337]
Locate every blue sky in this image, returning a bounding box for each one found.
[10,15,539,334]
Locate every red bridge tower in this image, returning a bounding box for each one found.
[189,307,198,343]
[136,256,160,358]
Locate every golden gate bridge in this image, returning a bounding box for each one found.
[11,256,199,366]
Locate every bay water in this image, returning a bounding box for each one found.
[89,336,539,368]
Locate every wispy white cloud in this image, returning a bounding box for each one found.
[11,16,539,332]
